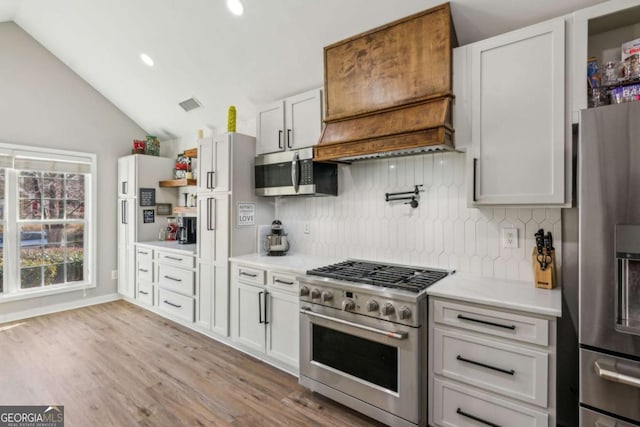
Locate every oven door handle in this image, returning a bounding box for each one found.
[300,308,408,340]
[594,360,640,389]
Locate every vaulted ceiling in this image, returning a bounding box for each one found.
[1,0,604,141]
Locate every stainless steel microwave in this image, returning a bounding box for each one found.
[255,148,337,197]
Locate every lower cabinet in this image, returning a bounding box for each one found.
[230,262,300,373]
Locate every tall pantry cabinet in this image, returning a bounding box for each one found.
[196,133,274,336]
[117,155,175,298]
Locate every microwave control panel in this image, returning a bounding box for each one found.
[300,160,314,185]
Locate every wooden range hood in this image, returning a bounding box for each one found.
[314,3,457,162]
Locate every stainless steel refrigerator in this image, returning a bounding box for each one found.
[579,102,640,426]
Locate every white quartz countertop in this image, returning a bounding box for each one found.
[136,240,197,255]
[229,253,341,275]
[427,272,562,318]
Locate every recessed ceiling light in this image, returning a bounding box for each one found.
[226,0,244,16]
[140,53,154,67]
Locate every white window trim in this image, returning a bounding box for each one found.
[0,142,97,302]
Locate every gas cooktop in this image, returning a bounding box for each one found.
[306,260,449,293]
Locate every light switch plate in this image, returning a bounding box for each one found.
[502,228,518,248]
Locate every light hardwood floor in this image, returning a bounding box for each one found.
[0,300,384,427]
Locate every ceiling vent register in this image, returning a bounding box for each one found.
[178,97,202,112]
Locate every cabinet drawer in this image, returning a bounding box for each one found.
[137,259,153,282]
[136,246,153,263]
[157,264,195,296]
[158,288,194,323]
[267,271,298,293]
[156,251,195,268]
[433,299,549,346]
[234,265,266,285]
[580,407,637,427]
[433,328,548,407]
[433,378,548,427]
[137,280,154,306]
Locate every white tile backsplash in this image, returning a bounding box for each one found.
[275,152,561,282]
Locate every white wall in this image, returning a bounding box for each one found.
[0,22,148,316]
[277,152,562,283]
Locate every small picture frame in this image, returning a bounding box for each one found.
[139,188,156,207]
[156,203,172,215]
[143,209,155,223]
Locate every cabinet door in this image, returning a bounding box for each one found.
[266,290,299,370]
[197,136,231,193]
[284,89,323,150]
[117,199,136,297]
[469,19,565,205]
[256,101,285,155]
[197,262,230,336]
[117,156,135,197]
[231,281,266,353]
[197,193,229,262]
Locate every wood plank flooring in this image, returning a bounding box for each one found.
[0,300,384,427]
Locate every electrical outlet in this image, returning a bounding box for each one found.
[502,228,518,249]
[304,223,311,235]
[111,270,118,280]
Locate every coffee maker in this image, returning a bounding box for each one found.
[265,220,289,256]
[177,216,197,244]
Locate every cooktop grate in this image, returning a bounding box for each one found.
[307,260,449,292]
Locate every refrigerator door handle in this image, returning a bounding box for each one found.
[594,360,640,389]
[121,200,127,224]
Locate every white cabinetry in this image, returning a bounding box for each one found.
[155,249,196,323]
[256,88,323,155]
[117,197,136,298]
[460,18,566,206]
[429,297,556,427]
[230,263,299,373]
[135,246,154,306]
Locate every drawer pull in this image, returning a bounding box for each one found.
[595,360,640,389]
[240,271,258,278]
[456,408,501,427]
[165,256,184,261]
[456,355,515,376]
[139,268,149,273]
[457,314,516,330]
[274,279,294,285]
[138,250,149,255]
[139,290,149,295]
[163,300,182,308]
[164,275,183,282]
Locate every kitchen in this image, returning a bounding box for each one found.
[0,1,639,426]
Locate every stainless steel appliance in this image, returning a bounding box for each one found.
[177,216,196,244]
[298,260,450,427]
[264,219,289,256]
[254,147,338,197]
[579,102,640,426]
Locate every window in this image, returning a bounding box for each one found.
[0,145,95,299]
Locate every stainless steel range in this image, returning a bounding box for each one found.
[298,259,450,427]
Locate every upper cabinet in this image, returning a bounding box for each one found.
[256,88,323,156]
[197,134,231,193]
[461,18,566,206]
[571,0,640,122]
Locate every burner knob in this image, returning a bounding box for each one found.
[366,300,379,312]
[310,288,321,299]
[342,299,356,311]
[398,306,412,320]
[321,291,333,302]
[300,286,310,297]
[382,302,395,316]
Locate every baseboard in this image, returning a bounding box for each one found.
[0,293,121,324]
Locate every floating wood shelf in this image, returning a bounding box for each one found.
[172,206,197,215]
[183,148,197,158]
[159,179,197,187]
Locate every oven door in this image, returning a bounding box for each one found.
[299,304,422,424]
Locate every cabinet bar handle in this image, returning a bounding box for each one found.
[139,290,149,295]
[240,271,258,278]
[139,268,149,273]
[456,355,515,375]
[456,408,501,427]
[165,256,184,261]
[207,197,214,230]
[264,291,269,325]
[163,300,182,308]
[163,275,183,282]
[258,291,264,324]
[138,251,149,255]
[278,130,283,149]
[122,181,128,195]
[472,158,478,202]
[274,279,294,285]
[457,314,516,330]
[287,129,292,149]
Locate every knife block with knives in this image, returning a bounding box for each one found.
[532,229,556,289]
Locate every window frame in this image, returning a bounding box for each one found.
[0,142,96,303]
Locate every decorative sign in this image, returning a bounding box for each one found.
[237,202,256,227]
[139,188,156,206]
[156,203,172,215]
[143,209,155,223]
